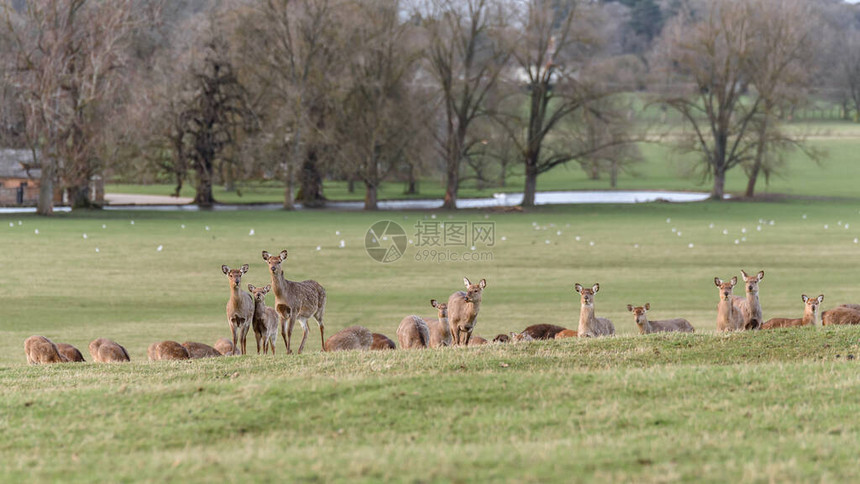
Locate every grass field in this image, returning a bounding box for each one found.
[4,198,860,481]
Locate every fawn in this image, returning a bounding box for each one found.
[715,277,744,332]
[56,342,85,362]
[24,336,68,364]
[447,277,487,346]
[88,338,130,362]
[148,341,191,361]
[555,329,578,339]
[325,326,373,352]
[222,264,254,355]
[426,299,451,348]
[181,341,223,358]
[397,315,430,349]
[627,303,694,334]
[262,250,327,354]
[371,333,396,350]
[733,270,765,330]
[214,337,237,356]
[574,283,615,337]
[763,294,823,329]
[249,284,279,355]
[521,324,568,340]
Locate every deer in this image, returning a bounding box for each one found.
[222,264,254,355]
[555,329,578,339]
[469,335,489,345]
[492,333,511,343]
[397,315,430,349]
[181,341,223,358]
[763,295,824,329]
[325,325,373,352]
[249,284,279,355]
[839,303,860,311]
[262,250,327,354]
[627,303,694,334]
[715,277,744,332]
[509,331,535,342]
[447,277,487,346]
[371,333,396,350]
[88,338,130,362]
[56,343,85,362]
[426,299,452,348]
[732,270,765,330]
[148,341,191,361]
[574,283,615,337]
[214,337,237,356]
[822,304,860,326]
[521,324,568,340]
[24,336,68,364]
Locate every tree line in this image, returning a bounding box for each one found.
[0,0,856,214]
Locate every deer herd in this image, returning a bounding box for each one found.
[22,255,860,365]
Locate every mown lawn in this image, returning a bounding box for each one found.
[3,200,860,481]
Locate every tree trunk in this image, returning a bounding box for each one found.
[223,161,235,192]
[347,177,355,194]
[610,161,618,188]
[36,158,54,216]
[364,182,378,210]
[522,161,538,207]
[404,163,418,195]
[283,160,294,210]
[745,114,769,198]
[442,160,458,209]
[711,169,726,200]
[298,149,325,208]
[69,183,93,209]
[195,159,215,208]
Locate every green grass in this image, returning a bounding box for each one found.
[4,200,860,481]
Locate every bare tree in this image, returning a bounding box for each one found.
[424,0,509,209]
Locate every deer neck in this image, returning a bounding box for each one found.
[229,283,243,301]
[803,306,821,327]
[718,296,735,320]
[270,269,291,292]
[253,298,266,315]
[746,291,761,312]
[579,304,596,331]
[639,316,652,334]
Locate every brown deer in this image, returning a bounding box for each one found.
[732,270,765,330]
[88,338,130,362]
[426,299,451,348]
[839,303,860,311]
[763,294,824,329]
[447,277,487,346]
[574,283,615,337]
[214,337,237,356]
[56,343,85,362]
[249,284,279,355]
[555,329,578,339]
[325,326,373,352]
[822,304,860,326]
[24,336,68,364]
[627,303,694,334]
[148,341,191,361]
[715,277,744,332]
[492,333,511,343]
[222,264,254,355]
[468,335,489,345]
[181,341,223,358]
[397,315,430,349]
[509,331,534,342]
[371,333,396,350]
[262,250,327,354]
[522,324,568,340]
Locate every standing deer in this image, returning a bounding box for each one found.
[627,303,694,334]
[447,277,487,346]
[426,299,451,348]
[574,283,615,337]
[222,264,254,355]
[763,294,824,329]
[733,270,765,330]
[249,284,279,355]
[397,315,430,349]
[262,250,327,354]
[326,326,373,352]
[715,277,744,332]
[24,336,68,364]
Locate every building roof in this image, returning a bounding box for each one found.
[0,149,41,179]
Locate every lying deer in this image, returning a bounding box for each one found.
[555,329,578,339]
[715,277,744,332]
[24,336,68,364]
[88,338,130,362]
[469,335,489,345]
[822,304,860,326]
[181,341,223,358]
[521,324,568,340]
[214,337,237,356]
[325,326,372,352]
[733,270,765,330]
[222,264,254,355]
[56,342,85,362]
[627,303,694,334]
[397,315,430,349]
[249,284,279,355]
[763,294,823,329]
[262,250,327,354]
[148,341,191,361]
[448,277,487,346]
[426,299,451,348]
[574,283,615,337]
[371,333,396,350]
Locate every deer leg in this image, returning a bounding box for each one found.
[240,323,250,355]
[230,320,239,355]
[297,317,310,354]
[255,330,262,354]
[315,304,326,351]
[286,313,296,355]
[464,330,472,346]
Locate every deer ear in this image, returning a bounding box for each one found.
[627,304,633,312]
[262,251,270,261]
[264,284,271,293]
[279,250,288,261]
[818,295,824,303]
[431,299,438,308]
[463,277,471,288]
[802,294,809,302]
[714,277,721,287]
[241,264,249,274]
[574,283,583,293]
[730,276,737,286]
[592,283,600,293]
[645,303,650,311]
[741,269,749,279]
[222,265,230,274]
[479,278,486,289]
[248,284,256,292]
[757,270,764,281]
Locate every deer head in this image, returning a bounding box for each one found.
[801,294,824,314]
[714,276,737,301]
[248,284,272,302]
[222,264,249,288]
[740,270,764,295]
[431,299,448,320]
[574,283,600,306]
[462,277,487,303]
[262,250,289,276]
[627,302,651,326]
